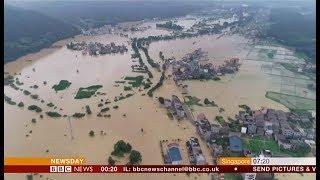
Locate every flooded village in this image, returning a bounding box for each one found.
[4,3,316,180]
[66,41,128,56]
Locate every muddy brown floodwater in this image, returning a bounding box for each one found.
[4,17,315,180]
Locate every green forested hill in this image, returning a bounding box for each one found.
[266,8,316,62]
[4,5,80,63]
[4,1,205,62]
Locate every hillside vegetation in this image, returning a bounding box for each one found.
[265,8,315,63]
[4,5,80,62]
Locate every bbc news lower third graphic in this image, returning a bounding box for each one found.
[4,157,316,173]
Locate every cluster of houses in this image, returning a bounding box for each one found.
[296,61,316,74]
[166,49,241,83]
[81,25,115,36]
[216,57,241,75]
[66,41,128,56]
[186,137,207,165]
[195,113,225,163]
[236,108,316,151]
[81,23,152,36]
[171,49,214,82]
[195,113,244,157]
[127,25,151,32]
[163,95,186,119]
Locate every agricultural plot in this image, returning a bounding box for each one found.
[75,85,103,99]
[124,76,144,88]
[265,91,316,110]
[261,62,316,100]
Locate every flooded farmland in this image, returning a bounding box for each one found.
[4,15,315,180]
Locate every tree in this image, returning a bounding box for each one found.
[111,140,132,157]
[204,98,210,105]
[129,150,142,164]
[89,130,95,137]
[18,102,24,107]
[108,156,115,165]
[85,105,92,114]
[158,97,164,104]
[126,143,132,152]
[114,140,131,153]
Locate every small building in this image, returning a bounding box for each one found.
[276,110,288,121]
[304,139,315,146]
[281,125,294,138]
[181,85,188,94]
[290,140,304,150]
[247,123,257,134]
[256,127,264,135]
[242,173,257,180]
[196,114,214,141]
[292,126,302,139]
[176,107,185,118]
[278,139,292,150]
[197,113,207,121]
[306,129,316,140]
[274,133,285,142]
[186,137,207,165]
[260,150,272,157]
[164,99,172,108]
[229,135,243,152]
[264,121,273,135]
[195,154,206,165]
[265,127,273,136]
[300,116,310,123]
[243,150,254,157]
[241,127,247,134]
[211,124,221,134]
[256,173,273,180]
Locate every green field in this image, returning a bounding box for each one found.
[75,85,103,99]
[242,136,280,155]
[124,76,144,88]
[280,63,296,72]
[265,91,316,110]
[215,116,227,126]
[267,50,277,59]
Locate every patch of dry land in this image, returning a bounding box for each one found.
[4,17,315,180]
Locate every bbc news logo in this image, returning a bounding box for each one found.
[50,166,72,173]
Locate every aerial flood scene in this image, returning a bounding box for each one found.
[4,0,316,180]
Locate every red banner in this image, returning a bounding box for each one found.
[4,165,316,173]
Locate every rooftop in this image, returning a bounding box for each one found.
[229,135,243,152]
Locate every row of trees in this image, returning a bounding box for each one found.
[147,72,165,97]
[131,38,153,78]
[140,46,160,70]
[156,21,183,31]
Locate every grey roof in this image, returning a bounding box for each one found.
[229,136,242,152]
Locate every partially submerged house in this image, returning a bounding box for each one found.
[186,137,207,165]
